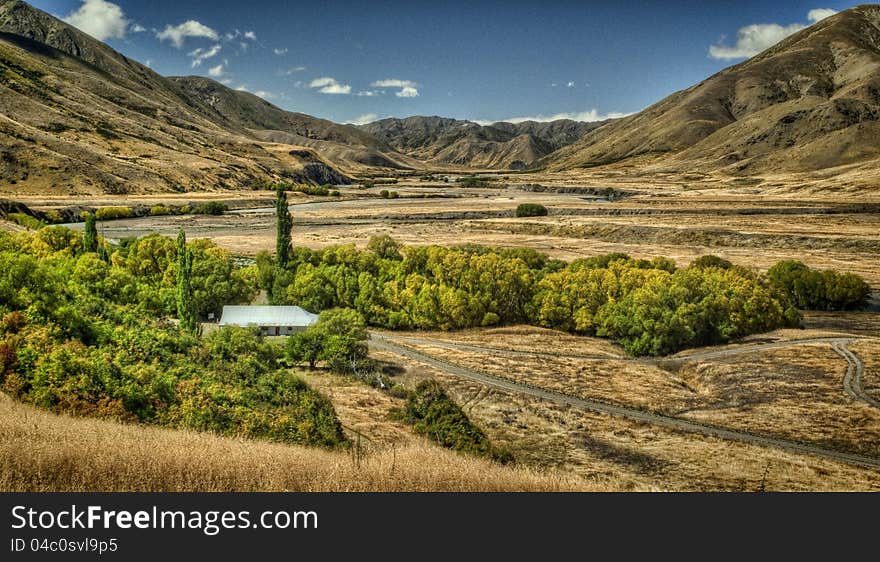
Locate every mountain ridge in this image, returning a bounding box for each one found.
[360,115,606,169]
[540,5,880,181]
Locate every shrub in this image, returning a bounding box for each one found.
[395,380,512,463]
[456,176,491,188]
[43,211,64,224]
[690,255,733,270]
[515,203,548,217]
[149,205,173,216]
[6,213,45,230]
[94,207,133,220]
[379,189,390,198]
[192,202,228,215]
[293,184,330,196]
[481,312,500,326]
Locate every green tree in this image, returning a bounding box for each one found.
[176,230,197,334]
[285,308,369,373]
[690,255,733,270]
[367,235,402,260]
[83,213,98,253]
[275,187,293,269]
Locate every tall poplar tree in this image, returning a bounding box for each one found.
[83,212,98,253]
[276,187,292,269]
[176,230,197,334]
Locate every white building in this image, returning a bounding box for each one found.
[218,305,318,336]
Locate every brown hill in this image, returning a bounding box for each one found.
[0,0,383,194]
[168,76,419,171]
[361,116,602,169]
[542,5,880,181]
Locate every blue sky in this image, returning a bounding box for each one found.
[28,0,854,124]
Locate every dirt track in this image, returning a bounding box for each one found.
[834,341,880,409]
[370,334,880,469]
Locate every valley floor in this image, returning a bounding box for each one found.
[5,174,880,491]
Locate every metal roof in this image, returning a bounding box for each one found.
[219,305,319,327]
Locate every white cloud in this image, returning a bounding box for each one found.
[253,90,274,100]
[356,90,381,97]
[63,0,129,41]
[279,66,306,76]
[144,59,152,68]
[220,78,232,85]
[483,109,631,125]
[566,81,575,88]
[709,8,837,60]
[130,23,146,33]
[189,44,221,67]
[208,64,224,77]
[395,86,419,98]
[346,113,378,125]
[157,20,219,48]
[243,31,257,40]
[274,48,288,55]
[371,79,416,88]
[371,79,419,98]
[807,8,837,22]
[308,77,351,94]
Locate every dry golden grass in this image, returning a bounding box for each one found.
[297,370,415,447]
[368,347,880,491]
[0,393,603,492]
[803,311,880,336]
[402,343,690,412]
[851,339,880,399]
[378,325,624,357]
[674,343,880,457]
[382,327,880,458]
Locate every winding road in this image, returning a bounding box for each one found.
[370,333,880,469]
[834,341,880,409]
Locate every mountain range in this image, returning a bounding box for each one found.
[360,116,605,170]
[2,0,880,194]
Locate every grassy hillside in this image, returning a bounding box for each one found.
[542,5,880,181]
[0,392,602,491]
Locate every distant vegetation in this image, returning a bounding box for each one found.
[768,260,871,311]
[261,181,341,196]
[0,228,346,449]
[94,206,133,220]
[360,178,398,188]
[515,203,548,217]
[254,239,855,356]
[192,202,228,215]
[379,189,399,199]
[6,213,45,230]
[455,175,493,188]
